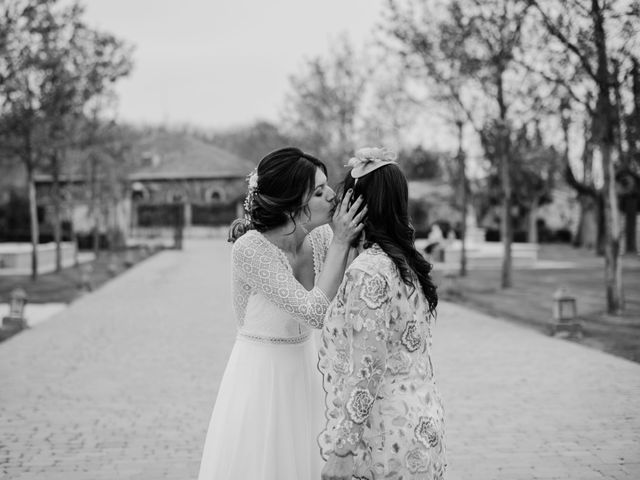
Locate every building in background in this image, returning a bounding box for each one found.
[33,132,254,247]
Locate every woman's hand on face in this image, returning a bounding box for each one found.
[331,189,367,246]
[321,453,354,480]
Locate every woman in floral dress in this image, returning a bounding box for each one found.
[318,148,446,480]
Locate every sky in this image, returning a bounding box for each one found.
[83,0,386,130]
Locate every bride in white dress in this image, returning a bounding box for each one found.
[197,147,366,480]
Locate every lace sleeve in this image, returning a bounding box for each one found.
[310,224,333,270]
[324,266,391,454]
[317,224,333,255]
[232,233,330,328]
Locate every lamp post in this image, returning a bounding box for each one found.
[549,287,581,336]
[79,264,93,292]
[2,287,28,332]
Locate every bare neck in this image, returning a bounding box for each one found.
[262,222,308,255]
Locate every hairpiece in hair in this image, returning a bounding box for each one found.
[346,147,398,179]
[243,168,259,214]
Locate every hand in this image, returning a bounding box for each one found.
[331,189,367,247]
[321,452,355,480]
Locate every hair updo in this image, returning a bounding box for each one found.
[228,147,327,242]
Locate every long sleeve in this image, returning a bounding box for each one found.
[232,232,330,328]
[323,266,391,454]
[312,224,333,267]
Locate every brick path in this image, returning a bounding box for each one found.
[435,302,640,480]
[1,240,638,479]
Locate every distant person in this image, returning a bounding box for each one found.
[197,147,365,480]
[318,148,446,480]
[424,224,444,254]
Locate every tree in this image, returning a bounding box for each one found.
[207,121,296,165]
[0,0,133,277]
[382,0,482,277]
[526,0,638,313]
[42,3,131,268]
[53,10,132,260]
[75,116,137,255]
[0,0,51,279]
[282,36,369,184]
[383,0,531,288]
[510,120,559,243]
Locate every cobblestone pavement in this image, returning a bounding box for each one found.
[434,302,640,480]
[1,240,639,480]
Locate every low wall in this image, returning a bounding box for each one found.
[129,226,229,246]
[0,242,77,275]
[416,239,540,268]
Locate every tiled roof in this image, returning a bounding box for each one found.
[32,131,254,183]
[128,132,254,180]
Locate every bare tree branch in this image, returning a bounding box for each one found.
[528,0,599,81]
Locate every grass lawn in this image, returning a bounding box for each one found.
[433,244,640,363]
[0,247,161,305]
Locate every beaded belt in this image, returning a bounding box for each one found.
[237,331,311,345]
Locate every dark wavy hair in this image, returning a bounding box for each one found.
[228,147,327,242]
[342,164,438,314]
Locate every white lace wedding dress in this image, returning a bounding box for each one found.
[197,225,333,480]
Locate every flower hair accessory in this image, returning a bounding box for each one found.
[243,168,259,214]
[346,147,398,179]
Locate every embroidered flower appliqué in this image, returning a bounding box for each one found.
[360,273,388,309]
[387,350,412,374]
[362,316,377,332]
[347,387,375,424]
[401,320,421,352]
[405,448,430,473]
[333,349,353,375]
[415,416,440,448]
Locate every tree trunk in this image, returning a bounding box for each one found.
[528,196,540,244]
[52,150,62,272]
[611,59,625,163]
[602,143,624,312]
[27,167,39,281]
[90,153,100,257]
[24,131,40,281]
[573,198,585,247]
[501,155,513,289]
[497,73,512,289]
[624,59,640,254]
[574,196,598,249]
[596,194,605,255]
[560,99,587,249]
[623,195,637,254]
[457,120,468,277]
[632,58,640,157]
[592,0,624,313]
[70,208,79,267]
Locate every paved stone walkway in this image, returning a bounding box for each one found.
[1,240,638,480]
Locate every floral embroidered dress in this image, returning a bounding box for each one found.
[198,225,333,480]
[318,244,446,480]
